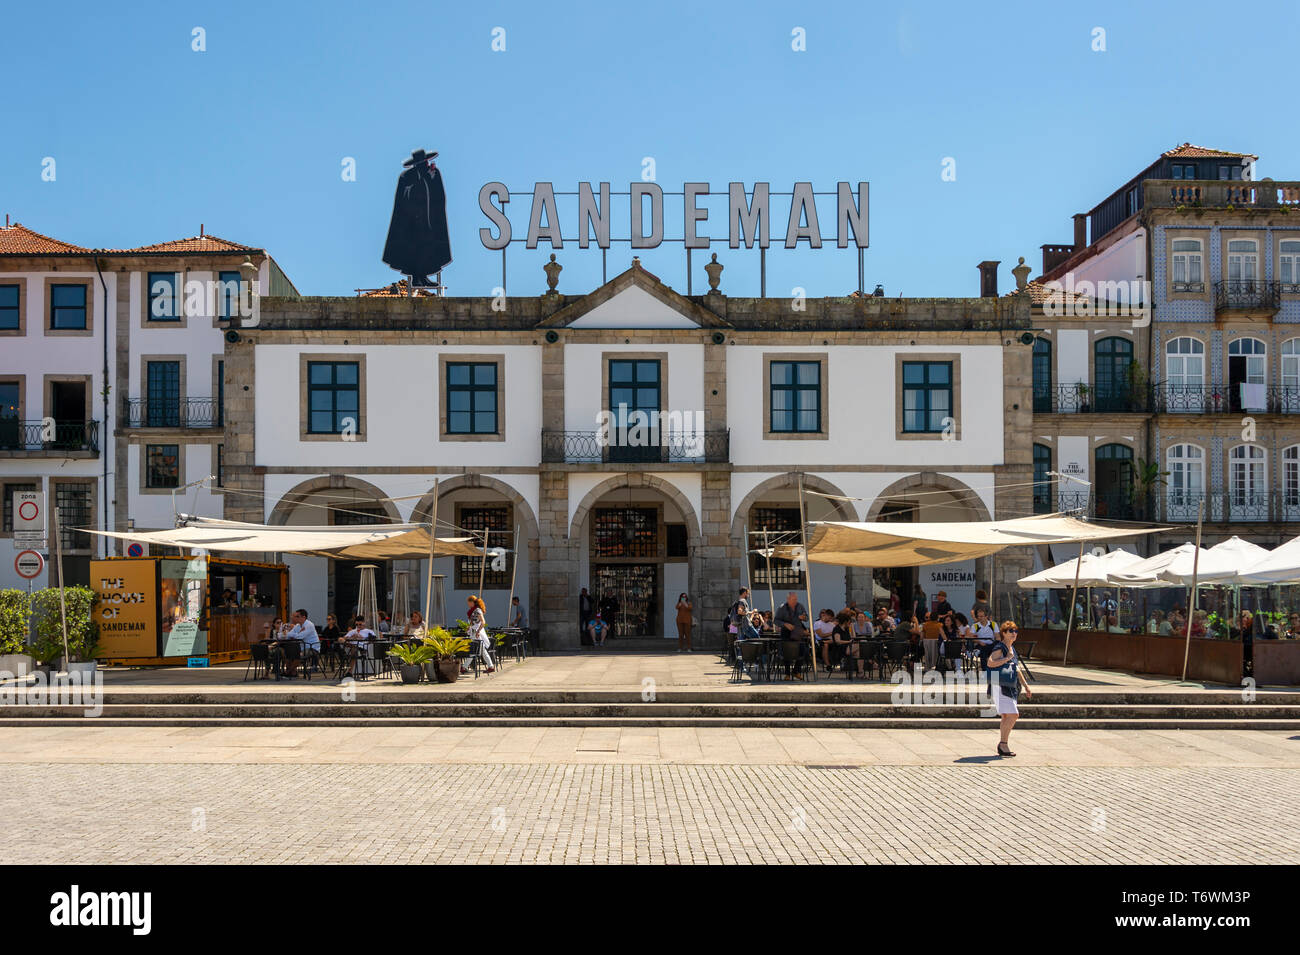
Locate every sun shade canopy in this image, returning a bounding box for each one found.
[1236,535,1300,585]
[80,516,484,559]
[773,514,1161,568]
[1017,548,1144,589]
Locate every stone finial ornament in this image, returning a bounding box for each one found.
[1012,256,1032,291]
[705,253,723,292]
[544,253,562,292]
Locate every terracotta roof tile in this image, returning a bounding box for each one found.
[117,234,257,254]
[0,223,92,255]
[1162,142,1257,160]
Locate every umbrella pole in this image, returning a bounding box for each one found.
[1181,498,1205,682]
[423,479,439,628]
[477,528,488,599]
[505,524,519,627]
[1062,541,1085,666]
[742,522,752,595]
[762,527,775,617]
[798,473,817,683]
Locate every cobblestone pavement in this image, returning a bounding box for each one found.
[1,743,1298,863]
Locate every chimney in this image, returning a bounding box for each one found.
[977,260,1000,298]
[1072,213,1088,250]
[200,223,205,238]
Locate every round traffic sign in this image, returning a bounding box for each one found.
[14,550,44,580]
[17,501,38,522]
[126,542,144,558]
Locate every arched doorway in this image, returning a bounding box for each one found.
[570,475,700,642]
[1094,336,1135,411]
[1094,443,1135,520]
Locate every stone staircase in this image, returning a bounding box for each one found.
[4,688,1299,729]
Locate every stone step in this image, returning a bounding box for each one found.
[1,715,1298,729]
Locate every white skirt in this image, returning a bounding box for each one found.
[993,688,1019,715]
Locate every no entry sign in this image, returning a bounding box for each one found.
[14,550,44,580]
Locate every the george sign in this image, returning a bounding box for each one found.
[478,180,869,252]
[14,550,44,580]
[13,491,44,544]
[91,559,159,658]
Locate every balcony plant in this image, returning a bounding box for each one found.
[422,627,470,683]
[1075,382,1090,412]
[1132,458,1168,521]
[387,640,434,684]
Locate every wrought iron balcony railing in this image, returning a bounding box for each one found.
[541,430,729,464]
[1035,384,1151,414]
[124,397,223,429]
[1159,490,1298,524]
[1214,279,1281,313]
[1153,382,1300,414]
[0,419,100,454]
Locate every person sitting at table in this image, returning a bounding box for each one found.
[1106,614,1127,634]
[406,611,427,638]
[760,610,774,633]
[853,611,873,639]
[377,611,392,634]
[813,608,836,670]
[221,589,238,608]
[266,617,284,641]
[338,616,377,680]
[874,608,895,637]
[832,609,862,676]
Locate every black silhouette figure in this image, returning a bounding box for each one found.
[382,149,452,286]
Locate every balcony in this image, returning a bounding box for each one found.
[1153,382,1300,414]
[1054,490,1148,522]
[1035,384,1151,414]
[1159,490,1295,524]
[124,397,223,429]
[0,419,100,455]
[1145,179,1300,210]
[1213,279,1280,314]
[541,430,729,464]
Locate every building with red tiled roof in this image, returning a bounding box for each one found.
[0,223,92,256]
[1162,143,1258,160]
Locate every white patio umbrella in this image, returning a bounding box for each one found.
[1155,536,1270,586]
[1016,549,1142,588]
[1237,535,1300,585]
[1108,542,1205,587]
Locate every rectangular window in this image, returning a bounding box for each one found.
[1124,187,1138,217]
[147,272,180,321]
[145,361,181,427]
[1281,240,1300,290]
[1171,239,1204,290]
[456,505,512,589]
[3,482,38,532]
[0,284,18,330]
[1218,164,1243,180]
[446,362,498,434]
[217,271,241,321]
[0,381,18,419]
[592,507,658,559]
[307,361,360,434]
[50,284,86,330]
[1171,163,1196,180]
[146,444,180,488]
[902,361,953,433]
[748,506,805,587]
[769,360,821,433]
[54,482,92,551]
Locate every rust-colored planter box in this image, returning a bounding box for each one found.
[1020,628,1247,684]
[1253,641,1300,686]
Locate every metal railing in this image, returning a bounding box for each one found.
[1214,279,1280,312]
[124,397,222,429]
[0,419,100,453]
[1153,382,1300,414]
[1159,490,1299,524]
[541,430,729,464]
[1035,384,1150,414]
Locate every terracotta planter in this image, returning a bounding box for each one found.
[434,658,460,683]
[398,663,422,684]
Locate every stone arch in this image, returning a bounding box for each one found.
[727,472,857,545]
[267,474,402,526]
[863,472,992,522]
[408,473,540,543]
[568,472,702,543]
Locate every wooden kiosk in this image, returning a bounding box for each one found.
[90,555,288,666]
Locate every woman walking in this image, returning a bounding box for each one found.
[466,594,494,674]
[675,593,694,653]
[986,620,1032,757]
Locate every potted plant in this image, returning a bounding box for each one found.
[422,627,469,683]
[387,641,433,684]
[31,585,99,676]
[1075,382,1091,412]
[31,633,65,675]
[0,589,33,678]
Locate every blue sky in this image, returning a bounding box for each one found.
[4,0,1298,299]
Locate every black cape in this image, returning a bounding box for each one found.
[382,162,452,282]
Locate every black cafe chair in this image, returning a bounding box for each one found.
[243,642,270,681]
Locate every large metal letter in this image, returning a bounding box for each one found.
[631,182,664,249]
[684,182,710,250]
[579,181,611,249]
[728,182,770,249]
[478,183,511,250]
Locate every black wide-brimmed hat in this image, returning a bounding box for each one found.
[403,148,438,167]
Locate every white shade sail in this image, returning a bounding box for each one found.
[776,514,1160,569]
[1238,534,1300,585]
[80,516,484,559]
[1016,548,1143,589]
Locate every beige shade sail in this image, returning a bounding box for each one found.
[773,514,1161,568]
[80,516,483,559]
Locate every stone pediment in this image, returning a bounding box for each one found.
[538,260,730,329]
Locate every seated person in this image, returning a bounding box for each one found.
[587,613,610,647]
[853,611,873,639]
[406,611,427,638]
[832,610,862,675]
[1106,614,1127,634]
[813,609,836,668]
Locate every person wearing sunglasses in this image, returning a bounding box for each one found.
[985,620,1032,757]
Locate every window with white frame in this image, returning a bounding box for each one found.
[1229,445,1266,506]
[1171,238,1203,290]
[1227,238,1259,283]
[1283,339,1300,398]
[1228,337,1267,383]
[1167,444,1204,508]
[1286,445,1300,507]
[1280,239,1300,290]
[1164,337,1205,391]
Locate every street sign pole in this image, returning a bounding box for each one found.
[53,506,70,670]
